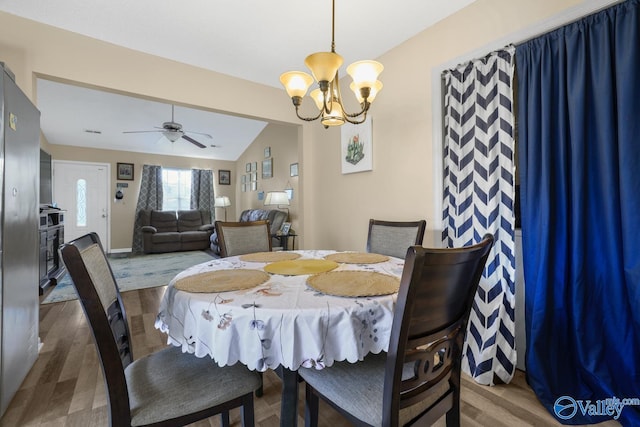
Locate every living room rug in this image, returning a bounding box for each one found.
[42,250,216,304]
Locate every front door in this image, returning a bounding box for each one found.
[53,161,110,250]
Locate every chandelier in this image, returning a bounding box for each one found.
[279,0,383,127]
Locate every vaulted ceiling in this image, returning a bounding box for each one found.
[1,0,476,160]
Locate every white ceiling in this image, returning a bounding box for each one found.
[1,0,476,160]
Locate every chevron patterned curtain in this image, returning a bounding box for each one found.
[442,46,517,385]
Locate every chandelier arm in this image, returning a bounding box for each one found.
[332,73,370,119]
[343,111,369,125]
[295,106,323,122]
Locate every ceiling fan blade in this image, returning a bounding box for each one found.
[182,134,206,148]
[185,130,213,139]
[123,130,163,134]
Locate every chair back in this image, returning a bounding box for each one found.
[59,232,132,422]
[215,220,272,257]
[383,234,494,425]
[367,219,427,259]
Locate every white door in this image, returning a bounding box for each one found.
[53,161,110,250]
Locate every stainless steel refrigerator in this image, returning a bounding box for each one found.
[0,62,40,416]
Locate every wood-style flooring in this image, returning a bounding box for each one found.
[0,286,621,426]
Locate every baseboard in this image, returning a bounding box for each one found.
[110,248,132,254]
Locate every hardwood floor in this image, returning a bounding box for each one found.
[0,286,621,427]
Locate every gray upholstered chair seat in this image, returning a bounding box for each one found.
[127,346,261,426]
[299,352,449,426]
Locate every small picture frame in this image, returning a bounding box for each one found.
[284,188,293,200]
[251,162,258,172]
[241,183,246,192]
[246,163,251,172]
[280,222,291,235]
[262,158,273,179]
[251,181,257,191]
[241,175,247,183]
[264,146,271,158]
[218,169,230,185]
[117,162,134,180]
[290,162,299,177]
[251,172,257,182]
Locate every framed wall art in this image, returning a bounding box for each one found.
[117,162,134,180]
[262,158,273,179]
[290,162,299,177]
[218,169,230,185]
[341,117,373,174]
[264,146,271,158]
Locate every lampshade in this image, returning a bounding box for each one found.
[280,71,314,98]
[350,80,383,104]
[346,60,384,89]
[304,52,344,83]
[214,196,231,208]
[264,191,290,207]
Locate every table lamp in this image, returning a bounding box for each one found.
[264,191,290,219]
[214,196,231,221]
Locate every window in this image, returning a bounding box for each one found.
[162,168,191,211]
[76,179,87,227]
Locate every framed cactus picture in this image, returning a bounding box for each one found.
[341,117,372,174]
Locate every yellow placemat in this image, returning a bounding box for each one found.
[174,269,270,293]
[307,271,400,297]
[239,251,302,263]
[324,252,389,264]
[264,259,339,276]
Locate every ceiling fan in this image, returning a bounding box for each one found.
[123,104,212,148]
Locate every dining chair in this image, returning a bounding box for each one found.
[59,232,261,427]
[215,220,272,257]
[366,219,427,259]
[299,234,494,427]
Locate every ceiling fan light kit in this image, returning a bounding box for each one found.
[280,0,383,127]
[123,105,211,148]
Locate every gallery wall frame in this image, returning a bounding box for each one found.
[262,158,273,179]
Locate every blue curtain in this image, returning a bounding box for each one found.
[515,1,640,425]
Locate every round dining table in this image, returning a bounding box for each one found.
[155,249,405,426]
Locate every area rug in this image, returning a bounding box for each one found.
[42,250,216,304]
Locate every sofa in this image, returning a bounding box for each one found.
[139,209,215,254]
[210,208,288,255]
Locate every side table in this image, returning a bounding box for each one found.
[273,233,297,251]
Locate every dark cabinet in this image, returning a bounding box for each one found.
[39,209,65,294]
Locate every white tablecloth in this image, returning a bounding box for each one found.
[155,250,404,372]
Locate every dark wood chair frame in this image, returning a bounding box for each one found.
[215,220,272,258]
[304,234,494,427]
[60,232,256,427]
[366,219,427,254]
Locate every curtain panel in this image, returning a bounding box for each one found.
[516,1,640,424]
[442,46,517,385]
[132,165,163,253]
[190,169,215,222]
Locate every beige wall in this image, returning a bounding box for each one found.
[1,0,597,253]
[301,0,586,251]
[235,123,299,233]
